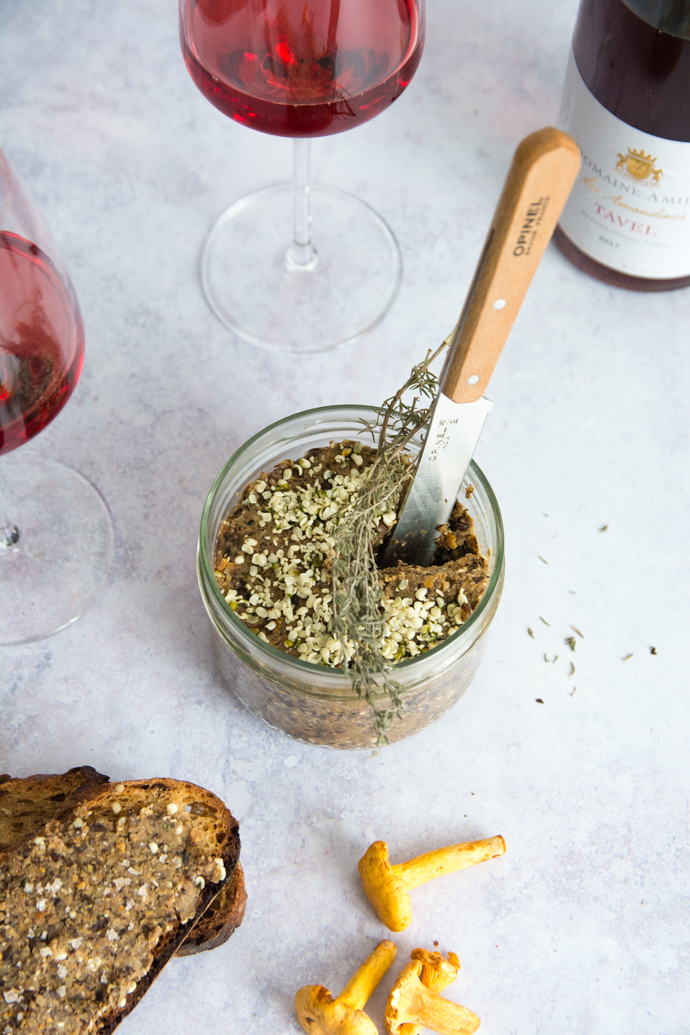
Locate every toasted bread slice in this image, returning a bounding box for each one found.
[0,769,246,956]
[0,778,240,1035]
[0,767,109,853]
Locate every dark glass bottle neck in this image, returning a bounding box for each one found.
[623,0,690,39]
[573,0,690,140]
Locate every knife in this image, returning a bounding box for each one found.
[380,126,581,568]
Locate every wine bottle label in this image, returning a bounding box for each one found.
[558,49,690,279]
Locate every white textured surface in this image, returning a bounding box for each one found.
[1,1,689,1033]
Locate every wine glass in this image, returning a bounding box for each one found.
[179,0,425,352]
[0,150,115,646]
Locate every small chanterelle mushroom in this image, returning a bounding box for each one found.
[385,958,480,1035]
[295,940,397,1035]
[398,950,461,1035]
[358,836,506,932]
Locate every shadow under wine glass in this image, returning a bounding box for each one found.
[180,0,425,353]
[0,150,114,646]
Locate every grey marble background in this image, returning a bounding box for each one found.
[2,1,689,1032]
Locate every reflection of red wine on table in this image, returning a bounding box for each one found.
[0,232,84,456]
[180,0,423,137]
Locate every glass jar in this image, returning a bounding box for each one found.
[197,405,504,749]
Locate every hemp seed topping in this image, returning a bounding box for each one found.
[214,442,489,666]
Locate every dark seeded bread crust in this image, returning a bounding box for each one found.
[0,770,245,957]
[176,861,247,955]
[0,778,240,1035]
[0,767,109,853]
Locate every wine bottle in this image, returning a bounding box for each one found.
[555,0,690,291]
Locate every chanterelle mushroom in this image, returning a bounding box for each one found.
[399,950,461,1035]
[295,940,397,1035]
[385,959,480,1035]
[358,836,506,932]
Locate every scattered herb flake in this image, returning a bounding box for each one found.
[570,686,577,696]
[599,524,608,532]
[528,627,535,639]
[565,636,577,651]
[538,555,549,564]
[536,698,544,704]
[623,653,634,661]
[571,625,584,638]
[651,647,657,655]
[539,616,551,626]
[552,654,559,664]
[568,662,575,676]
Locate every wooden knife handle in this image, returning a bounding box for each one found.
[441,126,581,404]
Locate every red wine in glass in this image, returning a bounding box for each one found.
[0,232,84,456]
[181,0,423,137]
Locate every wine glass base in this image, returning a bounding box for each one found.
[0,453,115,646]
[201,184,402,353]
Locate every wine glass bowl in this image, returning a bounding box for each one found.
[180,0,424,137]
[0,150,114,646]
[179,0,425,352]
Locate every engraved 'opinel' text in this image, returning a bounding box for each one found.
[513,197,549,256]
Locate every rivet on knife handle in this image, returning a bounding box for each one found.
[441,126,581,405]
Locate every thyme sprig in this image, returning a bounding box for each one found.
[330,334,451,745]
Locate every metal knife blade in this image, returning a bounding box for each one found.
[379,393,492,567]
[380,126,581,569]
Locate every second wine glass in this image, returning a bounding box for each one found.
[180,0,425,352]
[0,150,115,646]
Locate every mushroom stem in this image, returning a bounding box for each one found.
[398,836,506,891]
[339,940,397,1011]
[410,983,480,1035]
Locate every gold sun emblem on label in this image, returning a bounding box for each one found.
[616,147,663,185]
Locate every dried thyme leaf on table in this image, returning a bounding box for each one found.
[330,338,450,745]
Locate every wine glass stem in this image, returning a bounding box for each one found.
[288,139,318,269]
[0,466,19,548]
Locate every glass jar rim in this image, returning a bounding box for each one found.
[198,404,504,683]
